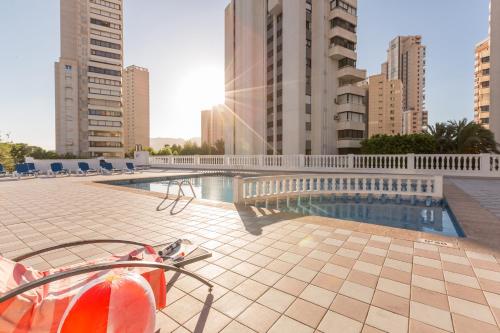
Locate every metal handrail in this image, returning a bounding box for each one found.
[164,179,196,199]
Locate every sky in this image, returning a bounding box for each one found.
[0,0,491,150]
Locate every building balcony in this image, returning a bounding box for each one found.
[329,27,357,44]
[329,7,357,25]
[336,120,366,131]
[88,136,122,142]
[268,0,282,15]
[337,66,366,82]
[329,45,357,60]
[337,102,365,114]
[337,138,362,149]
[337,84,366,97]
[88,146,124,153]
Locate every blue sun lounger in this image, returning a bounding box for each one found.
[27,163,40,176]
[77,162,98,176]
[14,163,37,179]
[48,162,70,177]
[0,164,7,177]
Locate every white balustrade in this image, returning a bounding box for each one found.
[233,174,443,204]
[149,153,500,177]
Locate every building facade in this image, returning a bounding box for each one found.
[225,0,367,155]
[55,0,124,157]
[367,73,403,137]
[123,65,150,151]
[387,36,427,134]
[201,105,225,148]
[474,39,491,129]
[490,0,500,141]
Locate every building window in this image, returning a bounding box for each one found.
[88,98,122,108]
[338,57,356,69]
[89,141,123,148]
[88,76,121,86]
[90,7,121,20]
[89,119,122,127]
[90,0,121,10]
[90,18,121,30]
[89,87,121,97]
[330,17,356,33]
[330,0,357,15]
[90,38,121,50]
[89,109,122,117]
[91,49,121,59]
[88,66,121,77]
[338,129,364,139]
[330,36,356,51]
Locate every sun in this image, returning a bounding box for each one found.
[170,66,225,138]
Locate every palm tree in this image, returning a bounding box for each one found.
[427,122,454,153]
[428,118,499,153]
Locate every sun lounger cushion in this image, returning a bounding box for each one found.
[0,245,166,332]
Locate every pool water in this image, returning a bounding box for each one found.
[256,196,463,237]
[116,176,235,203]
[110,175,463,237]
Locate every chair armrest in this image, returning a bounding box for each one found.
[0,260,213,303]
[13,239,150,262]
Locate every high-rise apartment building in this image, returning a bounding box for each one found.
[55,0,124,157]
[201,105,225,147]
[489,0,500,141]
[367,73,403,137]
[474,39,491,128]
[387,36,427,134]
[123,65,150,151]
[225,0,367,155]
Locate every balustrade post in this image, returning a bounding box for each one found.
[299,155,305,170]
[233,176,243,203]
[480,153,491,175]
[348,154,354,169]
[194,155,200,166]
[407,153,415,173]
[434,176,443,198]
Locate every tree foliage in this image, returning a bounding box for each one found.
[362,119,499,154]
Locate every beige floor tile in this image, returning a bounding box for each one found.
[414,256,442,269]
[233,278,268,300]
[156,311,180,333]
[372,290,409,316]
[485,291,500,309]
[377,277,410,298]
[183,308,232,333]
[321,262,350,279]
[348,270,379,289]
[274,276,308,296]
[380,266,412,284]
[213,270,247,289]
[443,270,480,289]
[257,288,296,312]
[385,258,412,273]
[330,294,370,323]
[286,265,318,283]
[299,284,336,308]
[330,254,356,268]
[236,302,280,333]
[285,298,328,328]
[339,280,375,303]
[337,248,361,259]
[278,252,304,264]
[318,311,363,333]
[366,305,409,333]
[413,264,444,281]
[364,246,388,257]
[220,320,257,333]
[409,319,449,333]
[214,255,242,269]
[411,286,449,311]
[353,260,382,276]
[308,249,333,261]
[266,259,294,274]
[213,291,253,319]
[324,237,344,247]
[389,244,414,255]
[409,301,453,331]
[311,272,344,292]
[268,315,314,333]
[251,268,283,286]
[448,296,496,325]
[231,262,261,276]
[299,257,325,271]
[452,313,500,333]
[412,274,446,293]
[440,253,470,266]
[475,268,500,283]
[163,295,205,325]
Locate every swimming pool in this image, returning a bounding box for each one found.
[109,175,463,237]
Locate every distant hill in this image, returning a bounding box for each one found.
[150,137,201,150]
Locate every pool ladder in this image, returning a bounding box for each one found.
[165,179,197,199]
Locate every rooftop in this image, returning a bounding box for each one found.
[1,171,500,332]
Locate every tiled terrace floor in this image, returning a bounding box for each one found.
[1,172,500,332]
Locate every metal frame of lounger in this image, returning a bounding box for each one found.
[1,239,213,303]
